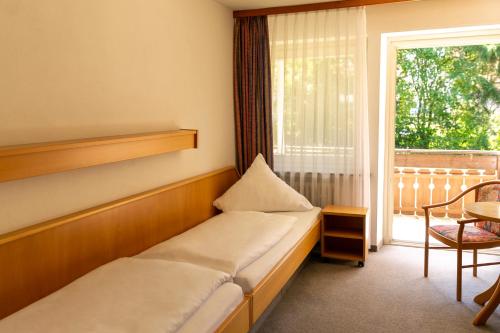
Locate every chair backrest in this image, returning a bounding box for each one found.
[476,182,500,236]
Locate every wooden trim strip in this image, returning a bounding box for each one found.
[0,129,197,183]
[233,0,413,18]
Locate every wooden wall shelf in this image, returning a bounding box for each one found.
[0,129,197,183]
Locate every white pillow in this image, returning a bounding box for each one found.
[214,154,313,212]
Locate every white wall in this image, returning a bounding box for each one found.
[0,0,235,234]
[366,0,500,247]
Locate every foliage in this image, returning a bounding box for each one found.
[395,44,500,150]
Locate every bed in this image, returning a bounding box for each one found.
[0,167,250,333]
[139,208,321,293]
[0,258,245,333]
[137,211,299,276]
[138,206,321,323]
[0,166,320,330]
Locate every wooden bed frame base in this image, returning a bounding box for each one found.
[0,166,320,333]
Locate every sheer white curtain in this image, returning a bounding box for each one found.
[268,8,370,208]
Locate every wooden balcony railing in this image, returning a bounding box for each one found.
[393,149,499,218]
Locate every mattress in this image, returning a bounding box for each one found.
[234,207,321,293]
[0,258,240,333]
[178,283,243,333]
[138,211,296,276]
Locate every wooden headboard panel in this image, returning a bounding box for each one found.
[0,166,239,319]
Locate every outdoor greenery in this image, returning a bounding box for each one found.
[396,44,500,150]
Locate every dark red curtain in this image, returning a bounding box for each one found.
[233,16,273,175]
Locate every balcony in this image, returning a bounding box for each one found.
[392,149,499,243]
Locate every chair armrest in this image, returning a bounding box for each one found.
[456,218,482,225]
[455,218,483,244]
[422,202,448,210]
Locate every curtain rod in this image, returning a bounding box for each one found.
[233,0,414,18]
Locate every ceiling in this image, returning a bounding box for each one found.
[217,0,338,10]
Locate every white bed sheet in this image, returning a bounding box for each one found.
[178,283,243,333]
[234,207,321,293]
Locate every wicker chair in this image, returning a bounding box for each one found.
[423,180,500,301]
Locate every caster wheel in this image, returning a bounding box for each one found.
[358,261,364,267]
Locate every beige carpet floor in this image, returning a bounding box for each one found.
[257,245,500,333]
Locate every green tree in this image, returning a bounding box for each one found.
[395,44,500,150]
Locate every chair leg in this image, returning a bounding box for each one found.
[424,229,429,277]
[457,248,462,302]
[473,249,478,277]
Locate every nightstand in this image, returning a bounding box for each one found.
[321,205,368,267]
